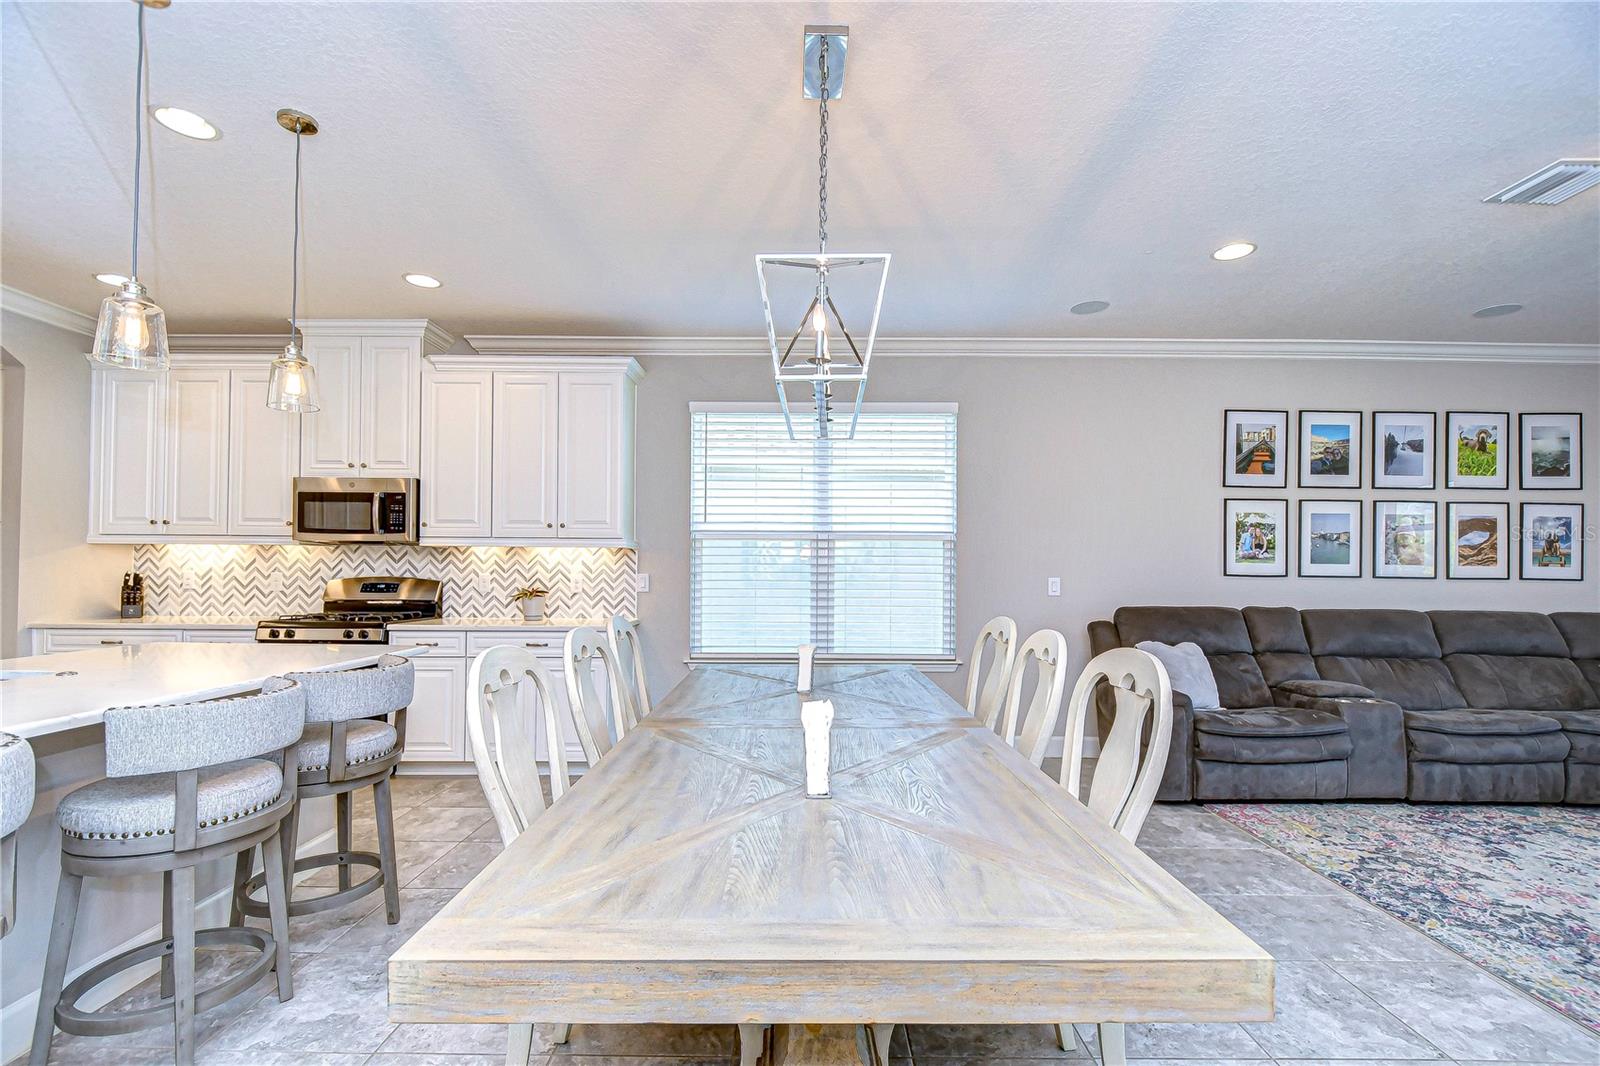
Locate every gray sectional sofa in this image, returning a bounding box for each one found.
[1087,607,1600,805]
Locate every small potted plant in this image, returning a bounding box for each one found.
[511,585,549,622]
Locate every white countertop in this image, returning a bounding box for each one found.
[0,643,421,739]
[28,616,625,632]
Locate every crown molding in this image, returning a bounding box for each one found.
[463,334,1598,364]
[299,319,454,353]
[0,286,96,336]
[170,333,284,353]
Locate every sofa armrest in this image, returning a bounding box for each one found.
[1299,695,1406,799]
[1273,679,1376,703]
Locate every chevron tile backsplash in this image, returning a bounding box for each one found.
[130,544,637,620]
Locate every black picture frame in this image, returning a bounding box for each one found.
[1297,410,1362,489]
[1372,411,1437,490]
[1298,498,1362,578]
[1519,501,1586,580]
[1372,499,1438,579]
[1518,412,1584,491]
[1445,501,1510,580]
[1222,409,1290,489]
[1223,497,1289,577]
[1444,411,1510,490]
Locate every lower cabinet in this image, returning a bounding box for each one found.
[406,656,468,763]
[33,629,185,654]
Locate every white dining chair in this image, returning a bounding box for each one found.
[607,616,651,725]
[998,628,1070,767]
[965,616,1018,731]
[465,645,578,1062]
[1053,646,1175,1064]
[563,626,628,763]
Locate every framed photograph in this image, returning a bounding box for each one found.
[1372,411,1437,489]
[1445,411,1509,489]
[1519,413,1583,490]
[1299,499,1361,578]
[1298,410,1361,488]
[1373,500,1437,579]
[1224,498,1288,577]
[1446,501,1509,580]
[1223,409,1289,488]
[1520,502,1585,580]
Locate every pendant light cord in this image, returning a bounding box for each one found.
[817,35,829,256]
[289,126,302,343]
[130,0,146,279]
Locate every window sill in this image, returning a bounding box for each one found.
[686,656,962,674]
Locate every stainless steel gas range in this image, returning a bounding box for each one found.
[255,576,443,644]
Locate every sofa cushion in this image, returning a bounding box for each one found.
[1315,655,1466,710]
[1443,653,1596,712]
[1273,679,1377,700]
[1243,606,1319,685]
[1115,607,1271,707]
[1194,707,1353,764]
[1302,609,1441,658]
[1429,611,1572,657]
[1135,641,1220,709]
[1538,711,1600,764]
[1196,706,1348,737]
[1405,709,1569,765]
[1405,708,1562,736]
[1552,612,1600,704]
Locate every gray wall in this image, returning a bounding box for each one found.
[0,311,132,656]
[633,353,1600,704]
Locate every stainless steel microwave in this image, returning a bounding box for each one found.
[291,477,419,544]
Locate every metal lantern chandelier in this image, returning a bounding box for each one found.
[87,0,172,372]
[757,25,889,441]
[266,108,321,413]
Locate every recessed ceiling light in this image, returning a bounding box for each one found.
[1472,303,1523,318]
[402,273,442,289]
[1212,242,1256,261]
[1070,300,1110,315]
[151,106,220,141]
[93,272,130,286]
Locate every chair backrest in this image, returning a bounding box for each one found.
[999,629,1068,767]
[564,626,623,764]
[1059,647,1173,842]
[102,676,305,777]
[282,653,414,723]
[966,616,1018,730]
[467,646,572,847]
[607,616,651,724]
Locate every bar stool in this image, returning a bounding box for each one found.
[31,678,304,1066]
[1,731,35,937]
[235,653,412,925]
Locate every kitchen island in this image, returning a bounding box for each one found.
[0,641,419,1062]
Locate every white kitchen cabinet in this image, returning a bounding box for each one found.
[228,368,299,539]
[557,371,630,541]
[360,339,423,475]
[91,370,164,537]
[420,371,493,541]
[34,629,185,655]
[402,656,467,762]
[298,322,449,477]
[163,369,231,536]
[298,336,361,475]
[490,371,559,539]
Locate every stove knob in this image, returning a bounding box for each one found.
[285,629,296,639]
[358,629,369,640]
[268,629,280,639]
[343,629,354,640]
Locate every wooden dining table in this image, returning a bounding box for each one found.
[389,664,1273,1064]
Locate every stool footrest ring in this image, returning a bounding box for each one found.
[54,926,276,1037]
[237,849,384,918]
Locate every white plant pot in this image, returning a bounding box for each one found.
[518,596,547,622]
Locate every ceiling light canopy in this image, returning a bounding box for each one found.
[1211,242,1257,262]
[152,105,219,140]
[757,24,888,441]
[266,109,321,413]
[403,273,443,289]
[88,0,171,372]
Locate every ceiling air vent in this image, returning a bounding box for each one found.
[1483,159,1600,205]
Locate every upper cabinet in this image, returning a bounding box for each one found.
[299,321,449,477]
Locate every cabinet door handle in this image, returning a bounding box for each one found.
[285,520,292,526]
[347,462,355,469]
[413,641,439,647]
[99,639,123,645]
[546,522,553,528]
[524,641,549,648]
[162,519,170,525]
[360,462,368,468]
[559,522,566,528]
[148,519,157,525]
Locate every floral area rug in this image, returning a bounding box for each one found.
[1208,802,1600,1035]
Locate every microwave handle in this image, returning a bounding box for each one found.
[372,494,383,536]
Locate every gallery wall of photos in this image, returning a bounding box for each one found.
[1221,409,1585,581]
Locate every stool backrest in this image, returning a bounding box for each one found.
[999,629,1069,768]
[468,646,571,846]
[608,616,651,723]
[966,616,1018,730]
[0,733,34,839]
[563,626,623,764]
[282,654,414,723]
[1059,647,1173,842]
[103,676,305,778]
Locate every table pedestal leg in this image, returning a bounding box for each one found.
[771,1024,869,1066]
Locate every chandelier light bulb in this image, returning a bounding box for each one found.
[812,304,827,333]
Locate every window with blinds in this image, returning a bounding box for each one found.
[690,404,958,659]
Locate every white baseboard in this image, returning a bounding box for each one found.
[0,826,335,1064]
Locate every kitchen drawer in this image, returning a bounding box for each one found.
[182,629,256,644]
[40,629,185,654]
[387,630,466,657]
[465,630,566,657]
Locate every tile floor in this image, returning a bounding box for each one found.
[26,774,1599,1066]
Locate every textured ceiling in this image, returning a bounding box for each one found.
[2,1,1597,342]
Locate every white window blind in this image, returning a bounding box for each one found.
[690,405,957,659]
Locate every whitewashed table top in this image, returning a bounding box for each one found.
[390,664,1273,1027]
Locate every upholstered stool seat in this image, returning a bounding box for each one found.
[1404,709,1569,803]
[296,720,397,773]
[58,760,282,841]
[1,732,34,938]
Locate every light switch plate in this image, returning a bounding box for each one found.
[636,573,651,593]
[1047,577,1061,597]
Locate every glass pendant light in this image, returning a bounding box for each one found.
[88,0,172,371]
[757,25,889,440]
[266,109,321,413]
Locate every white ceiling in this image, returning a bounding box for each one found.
[3,2,1597,343]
